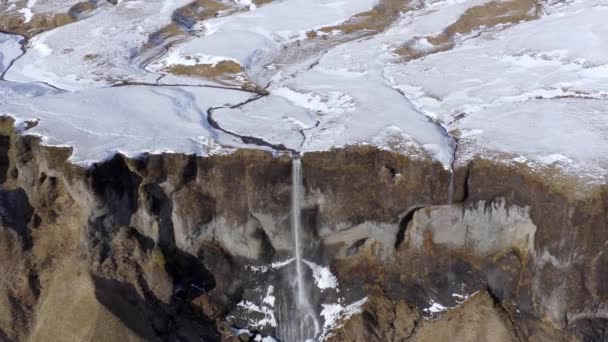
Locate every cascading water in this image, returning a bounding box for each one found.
[279,154,320,342]
[447,170,454,205]
[292,156,305,305]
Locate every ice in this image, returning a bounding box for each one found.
[458,99,608,176]
[0,33,23,74]
[5,0,191,90]
[386,0,608,179]
[0,0,605,182]
[0,85,252,164]
[212,94,316,151]
[155,0,379,71]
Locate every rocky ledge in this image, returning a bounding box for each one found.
[0,115,607,342]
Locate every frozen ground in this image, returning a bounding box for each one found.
[0,33,22,75]
[1,85,254,164]
[0,0,606,182]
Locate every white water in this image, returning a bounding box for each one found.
[284,155,320,342]
[292,156,306,304]
[448,170,454,205]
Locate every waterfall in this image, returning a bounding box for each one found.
[291,156,306,305]
[280,154,320,342]
[447,170,454,205]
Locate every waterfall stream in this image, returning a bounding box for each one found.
[280,154,320,342]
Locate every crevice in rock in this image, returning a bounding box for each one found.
[395,207,423,249]
[92,274,221,341]
[182,154,198,184]
[248,210,277,262]
[0,135,11,185]
[384,164,397,179]
[0,327,10,342]
[462,162,471,203]
[0,188,34,250]
[142,182,216,303]
[486,285,525,342]
[90,154,142,226]
[569,317,608,342]
[405,316,422,341]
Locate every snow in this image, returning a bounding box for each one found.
[155,0,379,69]
[424,301,448,314]
[302,260,338,291]
[237,286,278,329]
[247,258,295,273]
[0,0,606,182]
[17,8,33,23]
[0,33,23,74]
[385,0,608,179]
[0,85,252,164]
[253,335,277,342]
[262,285,276,307]
[5,0,190,90]
[237,299,277,328]
[0,0,82,15]
[320,297,367,340]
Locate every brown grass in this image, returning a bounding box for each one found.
[395,0,541,60]
[318,0,416,35]
[174,0,229,23]
[165,60,244,81]
[0,0,101,38]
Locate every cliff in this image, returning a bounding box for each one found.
[1,116,606,341]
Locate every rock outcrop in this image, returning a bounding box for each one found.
[0,116,606,341]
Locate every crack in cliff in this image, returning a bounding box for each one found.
[395,206,424,249]
[462,162,471,203]
[485,285,525,342]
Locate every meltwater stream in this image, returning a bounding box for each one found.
[280,154,320,341]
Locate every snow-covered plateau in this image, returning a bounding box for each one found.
[0,0,604,183]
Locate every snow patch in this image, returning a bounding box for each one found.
[423,300,448,314]
[302,260,339,291]
[320,297,368,340]
[247,258,295,273]
[237,299,277,328]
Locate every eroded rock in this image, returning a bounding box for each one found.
[0,118,606,341]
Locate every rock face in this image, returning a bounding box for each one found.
[0,116,607,341]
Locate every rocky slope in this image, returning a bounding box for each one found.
[1,116,606,341]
